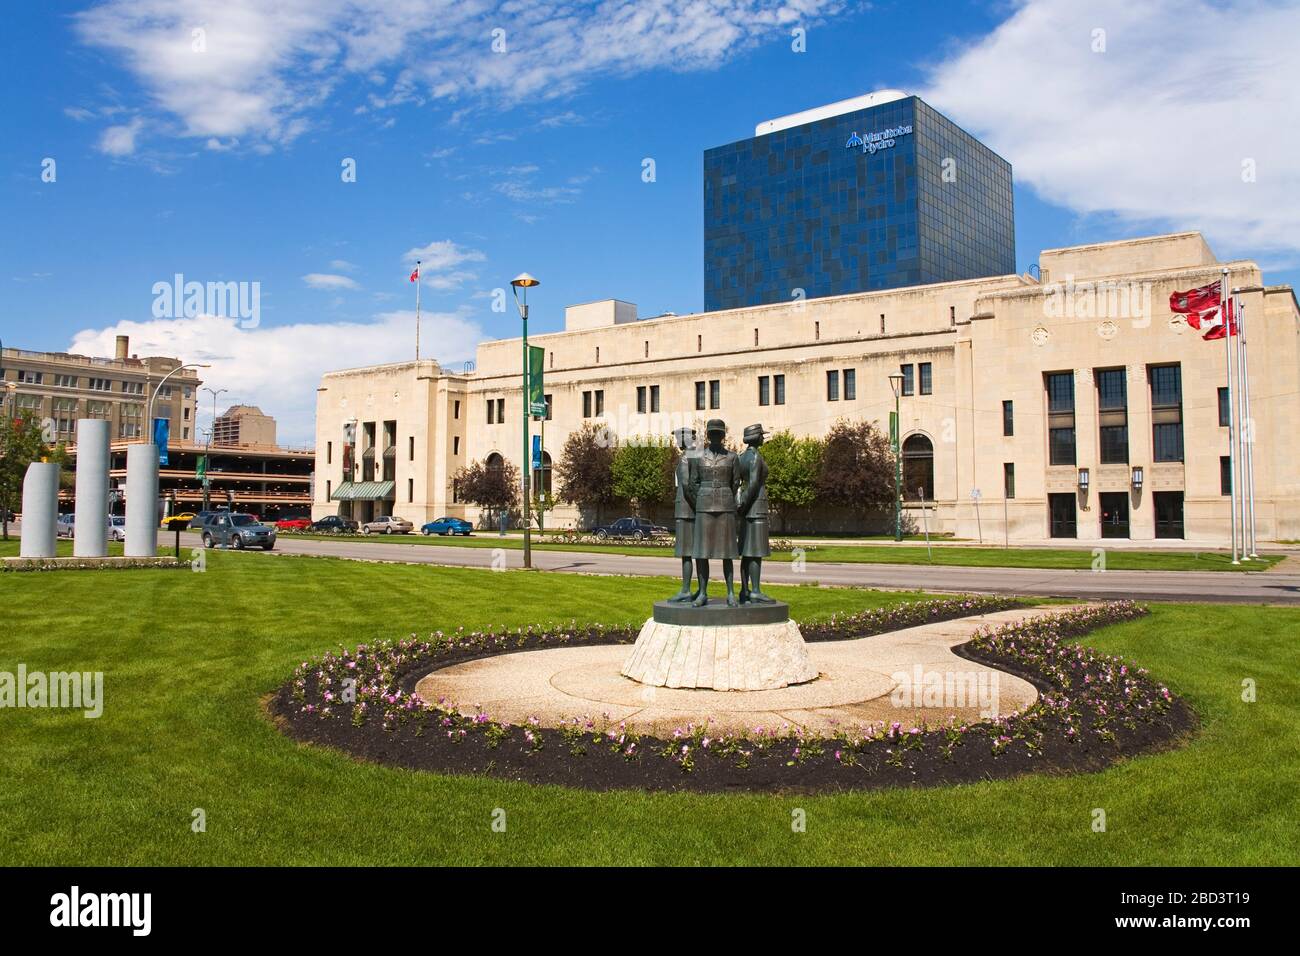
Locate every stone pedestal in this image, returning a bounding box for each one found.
[620,600,818,690]
[19,462,60,558]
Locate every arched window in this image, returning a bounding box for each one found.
[533,451,552,500]
[485,452,504,476]
[902,434,934,501]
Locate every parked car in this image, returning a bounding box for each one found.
[107,516,126,542]
[161,511,196,530]
[421,516,473,536]
[309,515,359,534]
[56,513,77,538]
[199,513,277,550]
[361,515,414,535]
[275,517,312,531]
[588,517,669,540]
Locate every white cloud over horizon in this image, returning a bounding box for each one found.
[302,272,361,291]
[67,311,483,446]
[72,0,846,150]
[923,0,1300,263]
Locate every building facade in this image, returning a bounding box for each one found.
[314,232,1300,544]
[213,404,278,448]
[704,91,1015,311]
[1,335,201,444]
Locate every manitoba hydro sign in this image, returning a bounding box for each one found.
[846,124,913,155]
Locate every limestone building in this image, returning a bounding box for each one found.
[313,231,1299,544]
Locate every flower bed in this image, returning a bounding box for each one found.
[270,600,1192,793]
[2,555,184,572]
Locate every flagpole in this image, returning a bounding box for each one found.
[1239,296,1259,557]
[415,259,422,362]
[1234,292,1250,557]
[1222,269,1238,564]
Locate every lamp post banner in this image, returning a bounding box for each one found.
[153,417,170,466]
[528,345,545,417]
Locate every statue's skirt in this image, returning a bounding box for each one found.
[674,517,694,558]
[740,517,771,558]
[692,510,740,560]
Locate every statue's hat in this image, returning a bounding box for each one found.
[705,418,726,436]
[743,423,768,443]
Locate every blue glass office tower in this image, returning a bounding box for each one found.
[703,95,1015,312]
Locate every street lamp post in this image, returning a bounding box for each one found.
[201,387,228,511]
[888,372,904,542]
[511,273,540,570]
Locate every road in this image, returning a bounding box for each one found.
[181,532,1300,605]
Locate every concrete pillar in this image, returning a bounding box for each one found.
[74,419,111,557]
[19,462,60,558]
[125,442,159,557]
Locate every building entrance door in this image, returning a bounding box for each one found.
[1154,491,1184,539]
[1100,492,1130,538]
[1048,493,1077,538]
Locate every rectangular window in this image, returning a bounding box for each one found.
[709,380,721,409]
[900,364,914,396]
[1150,364,1183,462]
[918,363,931,396]
[53,373,77,388]
[637,385,647,414]
[454,400,460,419]
[1046,372,1076,466]
[1220,456,1232,495]
[487,399,496,424]
[1004,462,1015,499]
[408,478,414,502]
[17,370,43,384]
[950,305,956,326]
[89,377,112,391]
[497,398,505,422]
[844,368,856,401]
[758,376,770,406]
[594,390,604,416]
[1218,387,1230,427]
[544,394,553,421]
[1096,368,1128,464]
[583,391,593,418]
[1002,400,1014,437]
[695,381,706,411]
[774,374,785,405]
[327,441,332,465]
[650,385,660,413]
[453,436,460,455]
[826,370,840,402]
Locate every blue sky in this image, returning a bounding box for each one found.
[3,0,1296,443]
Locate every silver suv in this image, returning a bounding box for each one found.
[200,513,277,551]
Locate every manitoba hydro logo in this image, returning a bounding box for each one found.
[152,272,260,328]
[846,124,913,155]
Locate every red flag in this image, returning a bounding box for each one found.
[1171,280,1235,340]
[409,267,419,282]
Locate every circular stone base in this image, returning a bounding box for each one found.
[620,615,817,690]
[651,599,789,626]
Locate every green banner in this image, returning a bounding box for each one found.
[196,455,207,481]
[889,411,899,452]
[528,345,546,418]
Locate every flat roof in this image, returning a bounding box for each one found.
[755,90,910,136]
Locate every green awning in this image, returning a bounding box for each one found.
[331,480,395,501]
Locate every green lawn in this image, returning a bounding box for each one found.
[0,551,1294,865]
[264,530,1282,572]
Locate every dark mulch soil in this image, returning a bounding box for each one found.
[268,602,1197,795]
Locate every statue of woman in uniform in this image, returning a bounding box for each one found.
[737,423,774,603]
[666,426,699,603]
[687,419,742,607]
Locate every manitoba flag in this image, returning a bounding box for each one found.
[1170,280,1235,340]
[409,266,420,282]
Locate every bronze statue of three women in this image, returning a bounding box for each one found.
[667,419,772,607]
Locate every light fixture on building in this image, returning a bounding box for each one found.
[1131,466,1144,489]
[1077,467,1090,490]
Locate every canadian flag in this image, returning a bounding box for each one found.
[1170,280,1235,340]
[409,266,420,283]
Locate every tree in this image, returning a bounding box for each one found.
[0,415,70,541]
[611,437,675,517]
[815,418,896,524]
[555,421,616,521]
[761,429,824,531]
[454,456,519,522]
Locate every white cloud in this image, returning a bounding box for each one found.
[98,118,144,156]
[402,239,485,269]
[923,0,1300,262]
[329,259,357,272]
[66,311,483,445]
[302,272,361,290]
[73,1,849,151]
